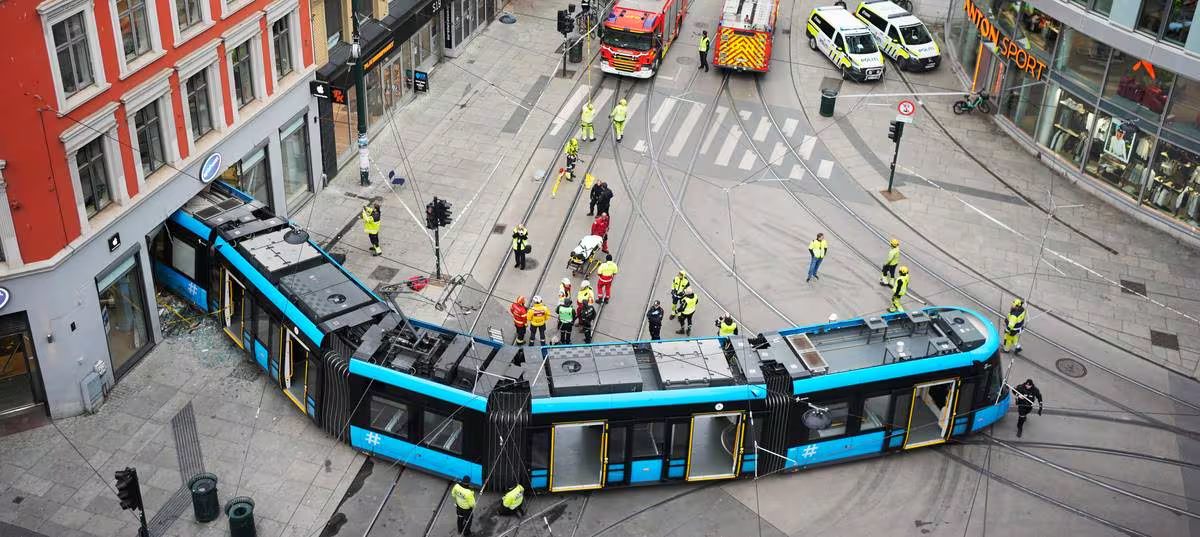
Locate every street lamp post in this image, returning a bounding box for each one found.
[351,0,371,186]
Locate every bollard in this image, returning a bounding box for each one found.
[225,496,256,537]
[188,473,220,523]
[819,89,838,117]
[568,33,584,63]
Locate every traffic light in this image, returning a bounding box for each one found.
[433,198,453,227]
[425,201,437,230]
[556,9,573,35]
[580,0,590,13]
[888,120,904,143]
[115,468,143,512]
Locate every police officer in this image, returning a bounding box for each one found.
[669,270,689,319]
[526,296,550,345]
[580,101,597,142]
[512,224,530,270]
[1013,378,1043,438]
[647,300,664,340]
[451,476,477,536]
[698,30,711,72]
[596,182,613,216]
[588,181,604,215]
[501,482,526,517]
[596,254,618,303]
[610,98,628,142]
[1003,298,1027,354]
[806,232,828,282]
[675,288,698,335]
[888,266,909,312]
[716,314,738,336]
[511,295,528,345]
[361,201,382,256]
[557,298,575,344]
[880,238,900,287]
[579,298,597,343]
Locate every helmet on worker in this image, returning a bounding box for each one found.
[685,287,695,296]
[532,295,543,304]
[619,98,627,106]
[581,280,590,288]
[898,266,909,275]
[890,238,899,247]
[678,269,688,277]
[562,277,571,286]
[1012,298,1023,308]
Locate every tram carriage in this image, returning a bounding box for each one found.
[152,182,1012,494]
[712,0,780,72]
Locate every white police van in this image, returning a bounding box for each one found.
[806,6,886,82]
[854,0,941,71]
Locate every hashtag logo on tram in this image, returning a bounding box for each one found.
[802,445,819,458]
[366,432,381,447]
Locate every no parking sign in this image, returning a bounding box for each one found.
[896,100,916,123]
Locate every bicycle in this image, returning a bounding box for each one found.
[952,91,991,114]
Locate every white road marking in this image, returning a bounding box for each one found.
[790,165,806,180]
[715,125,743,166]
[752,117,770,142]
[783,118,799,137]
[699,106,729,154]
[633,139,648,153]
[817,159,834,178]
[627,93,646,117]
[550,86,590,136]
[769,142,787,166]
[799,135,817,160]
[667,102,706,157]
[738,150,757,170]
[739,110,752,120]
[651,98,677,133]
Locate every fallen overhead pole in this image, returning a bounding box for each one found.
[834,90,967,99]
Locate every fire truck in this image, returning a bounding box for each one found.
[712,0,779,72]
[599,0,690,78]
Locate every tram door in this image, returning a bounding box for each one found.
[685,412,745,481]
[903,379,959,449]
[282,330,310,412]
[222,271,247,349]
[549,421,607,492]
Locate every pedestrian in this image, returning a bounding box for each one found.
[591,212,610,253]
[512,224,530,270]
[588,180,604,215]
[1013,378,1043,438]
[647,300,664,340]
[715,314,738,336]
[558,277,572,303]
[565,136,580,160]
[1002,298,1027,353]
[596,182,614,216]
[576,280,594,318]
[580,102,597,142]
[806,232,828,282]
[526,296,550,345]
[880,238,900,287]
[888,266,909,312]
[500,482,526,517]
[610,98,628,143]
[510,295,528,345]
[361,201,382,256]
[596,254,618,303]
[669,270,689,319]
[557,298,575,344]
[579,298,597,343]
[451,476,476,536]
[674,287,698,335]
[698,30,711,72]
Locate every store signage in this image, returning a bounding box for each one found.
[310,80,330,99]
[414,71,429,93]
[962,0,1047,80]
[107,233,121,252]
[0,287,10,311]
[200,153,222,183]
[364,41,395,70]
[444,6,453,49]
[331,87,347,104]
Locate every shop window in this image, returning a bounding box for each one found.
[1016,5,1059,60]
[1000,68,1047,138]
[1104,53,1174,123]
[370,396,410,438]
[1136,0,1169,36]
[365,67,385,127]
[280,115,312,212]
[1084,111,1155,199]
[98,255,152,376]
[1145,137,1200,227]
[1054,29,1107,93]
[423,410,464,454]
[989,0,1021,37]
[1038,84,1094,167]
[806,401,849,441]
[332,86,358,158]
[630,422,665,458]
[1091,0,1113,16]
[1163,1,1194,45]
[860,394,889,432]
[219,146,270,206]
[1165,76,1200,141]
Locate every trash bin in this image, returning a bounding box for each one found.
[819,89,838,117]
[188,473,219,523]
[568,33,583,63]
[225,496,256,537]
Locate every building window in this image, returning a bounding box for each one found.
[53,13,96,97]
[116,0,152,59]
[1038,84,1095,168]
[280,116,312,211]
[1084,112,1155,199]
[1054,29,1108,94]
[1163,2,1194,45]
[97,255,152,377]
[133,103,166,176]
[1015,6,1059,60]
[186,70,214,139]
[1136,0,1168,36]
[1166,76,1200,141]
[1103,53,1175,123]
[76,137,112,217]
[176,0,204,31]
[272,17,293,79]
[219,146,270,205]
[231,41,255,108]
[1145,138,1200,227]
[1091,0,1113,16]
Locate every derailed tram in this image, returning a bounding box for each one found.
[152,182,1011,492]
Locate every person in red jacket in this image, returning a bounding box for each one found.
[510,295,528,345]
[591,212,610,253]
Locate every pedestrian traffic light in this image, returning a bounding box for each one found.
[556,9,573,35]
[425,201,438,230]
[433,197,453,227]
[580,0,590,13]
[115,468,143,512]
[888,120,904,143]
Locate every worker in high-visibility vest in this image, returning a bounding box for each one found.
[565,136,579,160]
[576,280,595,319]
[698,30,711,72]
[526,296,550,346]
[669,270,689,319]
[1002,298,1027,354]
[451,476,477,536]
[580,102,597,142]
[880,238,900,287]
[557,298,575,344]
[674,288,698,335]
[716,314,738,336]
[512,224,530,270]
[361,202,382,256]
[610,98,628,142]
[596,254,618,303]
[888,266,909,312]
[500,483,526,517]
[510,295,528,345]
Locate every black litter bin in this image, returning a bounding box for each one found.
[225,496,256,537]
[188,473,219,523]
[568,34,583,63]
[820,89,838,117]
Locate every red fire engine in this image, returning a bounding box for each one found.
[599,0,690,78]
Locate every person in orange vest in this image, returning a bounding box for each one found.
[596,255,618,303]
[558,278,572,302]
[510,296,528,345]
[525,296,550,346]
[591,212,610,253]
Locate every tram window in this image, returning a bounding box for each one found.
[983,354,1004,402]
[253,303,270,346]
[807,402,849,441]
[369,396,410,438]
[669,423,690,458]
[305,354,320,404]
[423,410,464,454]
[608,427,627,464]
[956,383,975,417]
[530,430,550,468]
[630,422,666,458]
[891,392,912,431]
[861,395,889,432]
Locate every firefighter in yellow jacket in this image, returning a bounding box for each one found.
[580,102,597,141]
[888,266,909,312]
[610,98,628,142]
[361,201,382,256]
[880,238,900,286]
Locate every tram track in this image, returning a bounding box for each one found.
[956,437,1200,471]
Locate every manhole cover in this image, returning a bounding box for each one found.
[677,55,694,65]
[1120,279,1146,296]
[499,13,517,24]
[1055,358,1087,378]
[1150,329,1180,351]
[561,360,582,372]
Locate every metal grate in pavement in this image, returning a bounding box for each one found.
[147,487,190,537]
[1120,279,1147,296]
[369,265,399,282]
[171,402,206,481]
[1150,330,1180,351]
[492,224,507,234]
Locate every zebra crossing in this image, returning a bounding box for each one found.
[546,86,836,181]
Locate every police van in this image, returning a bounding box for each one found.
[854,0,941,71]
[806,6,886,82]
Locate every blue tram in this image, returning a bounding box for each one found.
[151,182,1011,493]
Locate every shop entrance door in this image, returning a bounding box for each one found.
[0,316,44,417]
